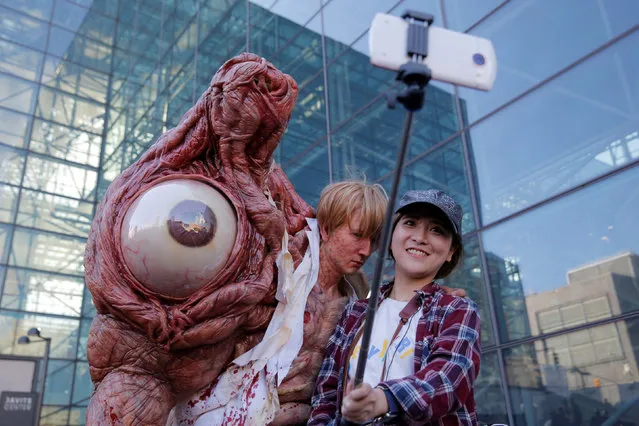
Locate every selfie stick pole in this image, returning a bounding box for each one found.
[340,11,433,426]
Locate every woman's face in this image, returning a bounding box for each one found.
[390,207,456,281]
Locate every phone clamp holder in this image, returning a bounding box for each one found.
[387,10,434,112]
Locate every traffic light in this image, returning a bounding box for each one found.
[594,377,601,387]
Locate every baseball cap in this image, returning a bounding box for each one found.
[394,189,463,237]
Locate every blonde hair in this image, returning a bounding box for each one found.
[316,181,387,239]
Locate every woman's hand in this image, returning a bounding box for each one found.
[341,380,389,423]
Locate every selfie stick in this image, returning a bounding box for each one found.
[340,10,433,426]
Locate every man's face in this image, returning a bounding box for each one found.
[321,212,376,276]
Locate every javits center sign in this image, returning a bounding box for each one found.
[0,392,37,426]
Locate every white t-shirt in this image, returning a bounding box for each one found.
[348,298,420,386]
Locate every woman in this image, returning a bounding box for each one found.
[308,189,481,425]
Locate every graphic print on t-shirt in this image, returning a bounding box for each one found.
[348,298,419,386]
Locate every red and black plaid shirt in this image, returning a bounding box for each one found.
[308,282,481,425]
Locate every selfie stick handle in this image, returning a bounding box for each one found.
[340,11,433,426]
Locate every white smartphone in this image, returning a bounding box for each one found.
[369,13,497,91]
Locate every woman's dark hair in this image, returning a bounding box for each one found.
[388,206,464,280]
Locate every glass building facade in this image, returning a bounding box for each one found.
[0,0,638,424]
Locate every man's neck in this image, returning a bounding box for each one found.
[390,272,435,301]
[318,247,343,300]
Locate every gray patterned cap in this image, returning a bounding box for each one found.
[395,189,463,237]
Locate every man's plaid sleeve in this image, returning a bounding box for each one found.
[307,301,355,425]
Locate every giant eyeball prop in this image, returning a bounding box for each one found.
[120,180,237,298]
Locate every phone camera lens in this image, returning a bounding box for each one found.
[473,53,486,66]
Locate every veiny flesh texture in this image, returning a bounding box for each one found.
[85,54,347,426]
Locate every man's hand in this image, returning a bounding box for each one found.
[341,380,388,423]
[441,285,466,298]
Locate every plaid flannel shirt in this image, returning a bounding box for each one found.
[308,282,481,425]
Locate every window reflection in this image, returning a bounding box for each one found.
[504,318,639,426]
[10,228,86,276]
[0,184,19,223]
[0,311,79,359]
[443,0,504,31]
[460,0,639,124]
[1,267,84,316]
[0,108,30,148]
[0,224,11,263]
[471,29,639,224]
[0,145,26,185]
[442,236,494,346]
[475,351,509,425]
[283,141,330,207]
[0,40,43,81]
[42,56,110,104]
[0,74,37,114]
[23,155,98,200]
[44,360,74,405]
[73,361,93,405]
[0,5,49,50]
[484,165,639,342]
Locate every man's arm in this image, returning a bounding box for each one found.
[378,297,481,424]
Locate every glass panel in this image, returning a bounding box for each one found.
[474,351,509,425]
[0,73,37,114]
[282,142,330,208]
[10,228,86,276]
[484,165,639,342]
[268,0,320,28]
[441,236,494,345]
[23,155,98,200]
[48,26,112,74]
[42,56,110,104]
[460,0,639,124]
[0,108,31,148]
[504,318,639,426]
[443,0,504,31]
[195,1,247,92]
[35,87,105,134]
[17,189,93,237]
[0,223,12,263]
[326,38,457,128]
[321,0,396,59]
[0,311,79,359]
[75,0,117,18]
[72,361,93,405]
[44,360,74,405]
[81,286,95,318]
[324,0,442,60]
[1,267,84,316]
[381,138,475,233]
[0,39,44,81]
[471,30,639,224]
[0,5,49,50]
[0,183,19,223]
[278,73,327,167]
[30,119,102,167]
[53,0,115,45]
[69,406,87,425]
[0,0,52,20]
[40,406,70,425]
[330,87,459,182]
[77,318,91,359]
[0,145,26,185]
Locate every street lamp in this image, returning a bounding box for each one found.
[18,327,51,426]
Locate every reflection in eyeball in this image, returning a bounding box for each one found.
[120,180,237,298]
